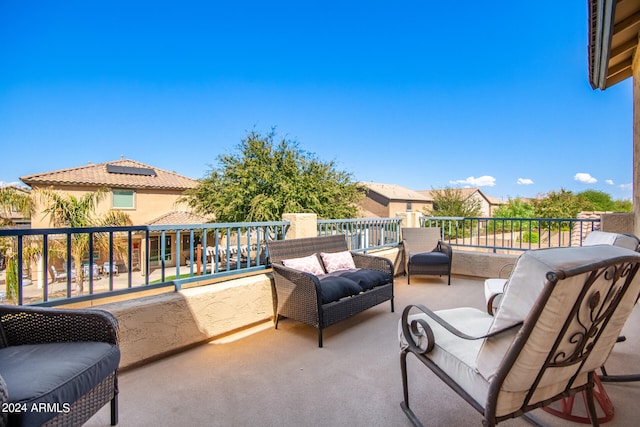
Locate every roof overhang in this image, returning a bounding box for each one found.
[588,0,640,90]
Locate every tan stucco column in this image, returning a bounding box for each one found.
[282,213,318,239]
[397,212,422,228]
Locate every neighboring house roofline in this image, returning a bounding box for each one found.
[20,158,199,191]
[360,181,431,202]
[418,187,504,205]
[146,211,212,226]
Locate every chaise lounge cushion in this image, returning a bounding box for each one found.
[0,341,120,426]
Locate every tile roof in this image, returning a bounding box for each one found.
[360,182,430,202]
[418,187,504,205]
[20,159,199,190]
[146,211,212,225]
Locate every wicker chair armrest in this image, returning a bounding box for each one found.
[436,241,453,258]
[351,253,393,275]
[0,375,7,414]
[0,305,119,346]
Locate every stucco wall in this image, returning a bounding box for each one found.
[100,274,273,369]
[29,185,190,227]
[601,212,634,234]
[359,196,431,218]
[451,250,518,278]
[359,195,389,217]
[97,245,522,370]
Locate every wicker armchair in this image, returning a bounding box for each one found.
[0,305,120,426]
[267,235,394,347]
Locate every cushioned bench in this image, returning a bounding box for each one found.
[267,235,394,347]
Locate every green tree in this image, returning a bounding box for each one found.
[577,190,615,211]
[35,188,132,295]
[1,186,34,302]
[491,197,536,232]
[0,186,33,227]
[425,187,482,217]
[612,199,632,212]
[531,189,590,219]
[183,130,364,222]
[493,198,535,218]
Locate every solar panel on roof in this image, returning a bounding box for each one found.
[106,164,157,176]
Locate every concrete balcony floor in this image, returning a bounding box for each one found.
[86,274,640,427]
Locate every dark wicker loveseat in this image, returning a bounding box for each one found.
[0,305,120,427]
[267,234,394,347]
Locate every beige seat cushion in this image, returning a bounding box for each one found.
[399,307,494,407]
[476,245,640,415]
[583,230,639,251]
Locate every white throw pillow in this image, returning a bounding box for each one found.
[320,251,356,273]
[281,254,325,276]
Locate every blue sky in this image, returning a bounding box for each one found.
[0,1,634,201]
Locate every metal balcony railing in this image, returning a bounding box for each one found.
[0,221,289,306]
[317,217,404,252]
[0,216,604,306]
[420,216,601,252]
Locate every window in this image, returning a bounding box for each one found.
[112,190,135,209]
[406,202,413,212]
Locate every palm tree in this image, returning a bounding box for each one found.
[0,186,33,227]
[1,186,34,302]
[35,188,132,295]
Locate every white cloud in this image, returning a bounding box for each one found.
[574,173,597,184]
[605,179,614,185]
[0,181,22,188]
[517,178,534,185]
[619,183,632,191]
[450,175,496,187]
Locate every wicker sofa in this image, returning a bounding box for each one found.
[0,305,120,427]
[267,234,394,347]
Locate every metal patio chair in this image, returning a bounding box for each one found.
[399,245,640,427]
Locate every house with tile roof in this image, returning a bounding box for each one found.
[21,157,203,227]
[359,182,504,218]
[20,158,209,270]
[418,187,504,217]
[359,182,432,218]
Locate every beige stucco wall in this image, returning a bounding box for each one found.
[29,185,190,228]
[389,200,431,217]
[359,196,430,218]
[283,213,317,238]
[89,243,517,370]
[601,212,635,234]
[359,195,389,217]
[99,274,273,369]
[470,193,491,217]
